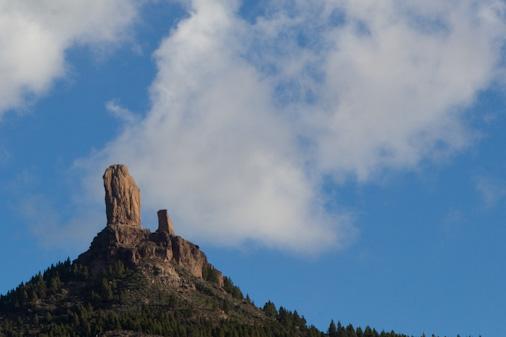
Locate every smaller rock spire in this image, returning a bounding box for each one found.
[157,209,175,235]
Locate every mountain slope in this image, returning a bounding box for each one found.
[0,165,452,337]
[0,165,321,337]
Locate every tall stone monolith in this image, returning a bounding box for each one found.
[103,164,141,227]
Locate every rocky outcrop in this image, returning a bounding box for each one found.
[103,164,141,227]
[79,164,223,286]
[79,224,217,283]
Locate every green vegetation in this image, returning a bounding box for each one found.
[0,259,475,337]
[202,264,221,285]
[222,277,243,301]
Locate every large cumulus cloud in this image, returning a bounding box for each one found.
[76,0,506,254]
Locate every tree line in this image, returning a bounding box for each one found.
[0,259,479,337]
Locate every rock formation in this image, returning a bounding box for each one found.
[0,164,274,337]
[79,164,223,286]
[103,164,141,227]
[157,209,175,235]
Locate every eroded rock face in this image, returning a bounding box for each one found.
[104,164,141,227]
[78,225,216,281]
[171,236,206,278]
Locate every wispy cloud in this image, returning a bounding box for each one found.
[106,100,140,125]
[18,194,102,251]
[75,0,506,254]
[0,146,9,166]
[475,176,506,208]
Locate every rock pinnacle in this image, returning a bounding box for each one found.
[103,164,141,227]
[157,209,175,235]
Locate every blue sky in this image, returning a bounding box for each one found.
[1,1,506,336]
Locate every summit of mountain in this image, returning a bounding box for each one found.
[0,165,319,337]
[0,165,440,337]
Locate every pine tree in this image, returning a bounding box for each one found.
[262,301,278,318]
[328,320,338,337]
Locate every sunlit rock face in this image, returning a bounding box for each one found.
[103,164,141,228]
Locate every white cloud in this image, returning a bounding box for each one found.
[0,0,140,118]
[106,100,139,124]
[313,0,505,179]
[77,0,506,254]
[80,0,347,253]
